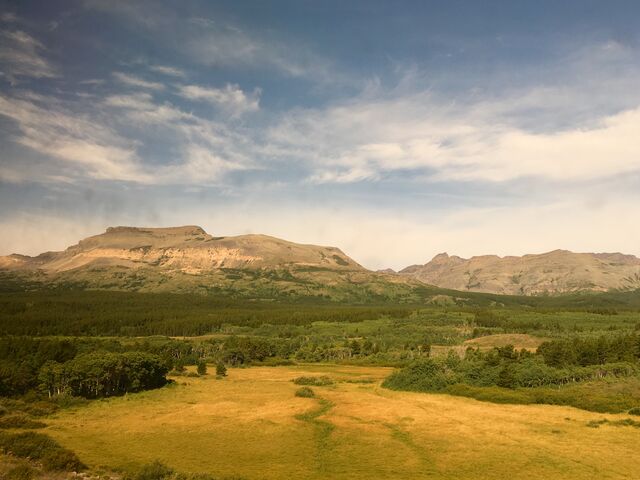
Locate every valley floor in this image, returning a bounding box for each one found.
[47,365,640,480]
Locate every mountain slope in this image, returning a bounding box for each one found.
[0,226,417,301]
[400,250,640,295]
[0,225,362,273]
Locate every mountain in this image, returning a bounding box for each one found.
[0,226,415,301]
[3,227,640,298]
[0,225,362,273]
[399,250,640,295]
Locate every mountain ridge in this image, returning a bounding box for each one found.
[0,225,417,301]
[2,226,640,297]
[0,225,363,274]
[399,249,640,295]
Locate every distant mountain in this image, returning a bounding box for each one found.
[0,225,362,273]
[399,250,640,295]
[3,227,639,298]
[0,226,414,301]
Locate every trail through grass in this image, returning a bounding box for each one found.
[295,397,335,476]
[46,365,640,480]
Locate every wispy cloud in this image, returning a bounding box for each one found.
[1,13,18,23]
[82,1,345,85]
[0,29,57,81]
[266,41,640,185]
[112,72,165,90]
[148,64,185,78]
[0,88,255,185]
[184,18,343,84]
[178,83,260,115]
[0,93,149,182]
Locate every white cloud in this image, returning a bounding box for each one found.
[0,30,57,80]
[148,64,185,77]
[268,82,640,184]
[156,145,248,184]
[102,91,253,180]
[0,94,149,183]
[0,90,253,185]
[178,83,260,115]
[112,72,165,90]
[103,92,189,123]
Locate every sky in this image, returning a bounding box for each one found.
[1,0,639,270]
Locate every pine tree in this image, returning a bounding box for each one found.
[197,361,207,376]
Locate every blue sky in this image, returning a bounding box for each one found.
[1,0,640,269]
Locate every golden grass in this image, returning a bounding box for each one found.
[46,365,640,479]
[463,333,548,351]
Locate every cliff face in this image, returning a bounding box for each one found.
[400,250,640,295]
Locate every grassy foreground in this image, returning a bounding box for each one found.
[46,365,640,480]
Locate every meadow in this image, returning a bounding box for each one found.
[44,364,640,480]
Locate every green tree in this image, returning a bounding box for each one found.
[197,361,207,376]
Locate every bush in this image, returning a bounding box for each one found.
[132,460,174,480]
[382,359,451,392]
[41,448,85,471]
[216,363,227,377]
[0,431,57,458]
[127,461,247,480]
[295,387,315,398]
[0,431,84,471]
[6,464,36,480]
[197,361,207,376]
[0,414,46,429]
[628,407,640,416]
[257,357,295,366]
[292,376,333,386]
[0,399,57,418]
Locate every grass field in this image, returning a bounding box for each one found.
[463,333,548,351]
[44,364,640,480]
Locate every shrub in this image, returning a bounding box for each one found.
[382,359,451,392]
[6,464,36,480]
[0,414,46,429]
[132,460,174,480]
[628,407,640,416]
[216,363,227,377]
[0,431,84,471]
[197,361,207,376]
[295,387,315,398]
[0,399,57,418]
[41,448,85,471]
[0,431,57,458]
[292,376,333,386]
[257,357,295,366]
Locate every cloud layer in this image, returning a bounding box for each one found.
[1,3,639,267]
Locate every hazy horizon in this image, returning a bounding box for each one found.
[1,1,639,270]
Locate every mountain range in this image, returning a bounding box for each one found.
[399,251,640,295]
[1,225,639,297]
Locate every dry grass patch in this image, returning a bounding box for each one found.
[463,333,548,351]
[45,365,640,480]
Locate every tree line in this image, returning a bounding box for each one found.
[384,333,640,393]
[0,337,168,398]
